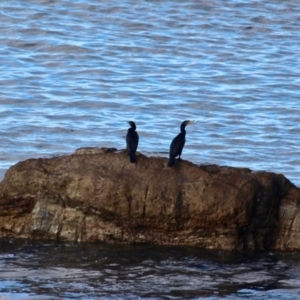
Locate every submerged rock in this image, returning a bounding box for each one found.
[0,148,298,251]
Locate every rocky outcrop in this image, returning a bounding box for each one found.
[0,147,298,251]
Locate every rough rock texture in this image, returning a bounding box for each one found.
[0,147,298,250]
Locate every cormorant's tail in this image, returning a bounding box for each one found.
[129,151,136,163]
[167,157,175,167]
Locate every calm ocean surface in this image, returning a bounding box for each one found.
[0,0,300,299]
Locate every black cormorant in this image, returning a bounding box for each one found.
[168,120,191,167]
[126,121,139,163]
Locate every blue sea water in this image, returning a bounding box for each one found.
[0,0,300,299]
[0,0,299,185]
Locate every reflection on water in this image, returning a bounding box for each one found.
[0,239,300,299]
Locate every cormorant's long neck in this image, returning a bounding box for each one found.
[180,124,186,134]
[128,122,136,131]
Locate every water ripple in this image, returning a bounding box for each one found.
[0,240,299,299]
[0,0,299,187]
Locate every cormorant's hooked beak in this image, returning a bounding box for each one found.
[186,120,194,125]
[128,121,136,128]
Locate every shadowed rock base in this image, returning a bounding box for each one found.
[0,147,299,251]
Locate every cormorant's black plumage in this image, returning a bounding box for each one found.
[168,120,191,167]
[126,121,139,163]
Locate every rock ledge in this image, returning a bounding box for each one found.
[0,148,299,251]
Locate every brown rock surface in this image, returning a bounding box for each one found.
[0,147,298,250]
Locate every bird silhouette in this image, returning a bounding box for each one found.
[168,120,191,167]
[126,121,139,163]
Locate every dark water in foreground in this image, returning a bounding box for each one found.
[0,239,300,300]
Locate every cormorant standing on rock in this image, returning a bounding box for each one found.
[126,121,139,163]
[168,120,191,167]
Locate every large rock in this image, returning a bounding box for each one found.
[0,147,298,251]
